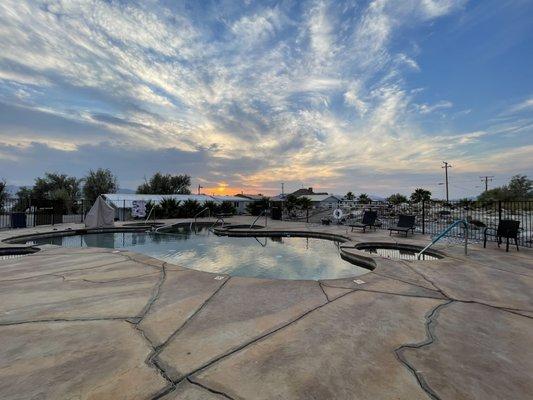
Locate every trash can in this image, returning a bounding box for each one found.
[11,212,27,228]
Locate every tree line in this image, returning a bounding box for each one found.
[0,170,193,213]
[344,175,532,205]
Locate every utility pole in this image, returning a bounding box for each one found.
[442,161,452,202]
[197,184,203,195]
[281,182,284,196]
[479,176,494,192]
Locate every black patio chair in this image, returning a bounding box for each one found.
[388,215,416,236]
[348,211,377,232]
[483,219,520,252]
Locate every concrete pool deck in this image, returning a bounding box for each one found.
[0,217,532,399]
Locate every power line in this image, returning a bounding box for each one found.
[479,176,494,192]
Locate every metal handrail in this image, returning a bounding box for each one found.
[417,219,468,259]
[209,216,225,230]
[190,207,211,230]
[145,204,157,224]
[250,209,268,229]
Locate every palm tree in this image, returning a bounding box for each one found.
[410,188,431,203]
[358,193,371,204]
[298,197,313,222]
[387,193,408,205]
[0,180,7,212]
[346,191,355,200]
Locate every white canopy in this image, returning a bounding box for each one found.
[85,196,115,229]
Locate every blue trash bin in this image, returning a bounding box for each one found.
[11,212,27,228]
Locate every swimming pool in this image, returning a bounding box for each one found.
[21,226,369,280]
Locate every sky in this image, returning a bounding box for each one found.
[0,0,532,198]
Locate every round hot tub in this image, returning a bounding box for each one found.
[354,243,443,261]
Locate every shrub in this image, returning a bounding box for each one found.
[159,198,181,218]
[180,199,202,218]
[218,201,236,215]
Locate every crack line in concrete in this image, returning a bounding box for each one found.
[142,276,233,398]
[134,263,168,322]
[398,261,451,299]
[0,316,133,326]
[176,289,355,385]
[394,300,453,400]
[187,377,236,399]
[81,271,161,284]
[342,287,445,300]
[318,282,331,302]
[369,270,442,294]
[0,259,129,283]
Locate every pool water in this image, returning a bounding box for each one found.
[359,247,439,261]
[23,227,369,280]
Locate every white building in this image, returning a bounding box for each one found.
[102,193,257,219]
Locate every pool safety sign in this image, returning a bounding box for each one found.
[132,200,147,218]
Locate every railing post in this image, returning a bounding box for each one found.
[123,199,126,221]
[422,201,426,235]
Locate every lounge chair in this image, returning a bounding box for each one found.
[388,215,416,236]
[348,211,377,232]
[483,219,520,252]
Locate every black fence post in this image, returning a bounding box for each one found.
[422,201,426,235]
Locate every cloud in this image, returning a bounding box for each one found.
[416,100,453,114]
[505,97,533,114]
[0,0,530,198]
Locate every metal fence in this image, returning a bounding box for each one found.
[0,198,88,230]
[2,196,532,247]
[284,200,533,247]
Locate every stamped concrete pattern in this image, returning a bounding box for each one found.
[0,320,167,400]
[192,291,444,400]
[156,276,328,380]
[160,380,227,400]
[402,301,533,400]
[0,217,532,400]
[138,269,228,347]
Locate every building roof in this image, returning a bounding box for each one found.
[299,194,342,202]
[103,193,219,208]
[290,187,328,196]
[211,195,250,202]
[102,193,253,208]
[235,194,264,200]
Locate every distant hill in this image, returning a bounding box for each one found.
[116,188,136,194]
[5,185,21,196]
[369,194,386,201]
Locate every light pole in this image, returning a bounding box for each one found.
[442,161,452,202]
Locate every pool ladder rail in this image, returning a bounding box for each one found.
[207,217,226,232]
[417,219,468,259]
[189,207,211,231]
[250,209,268,229]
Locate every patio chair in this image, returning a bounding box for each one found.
[388,215,416,236]
[483,219,520,252]
[348,211,377,232]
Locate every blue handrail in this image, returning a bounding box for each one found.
[417,219,468,259]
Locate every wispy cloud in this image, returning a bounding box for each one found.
[0,0,530,196]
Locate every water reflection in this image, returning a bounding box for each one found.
[25,230,369,280]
